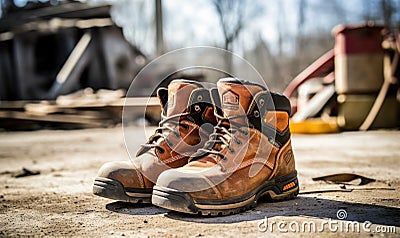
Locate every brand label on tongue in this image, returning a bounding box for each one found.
[167,92,175,109]
[222,90,239,110]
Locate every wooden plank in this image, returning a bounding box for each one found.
[23,97,160,115]
[116,97,160,107]
[0,101,42,109]
[0,97,161,127]
[0,111,108,126]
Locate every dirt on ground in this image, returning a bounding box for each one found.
[0,127,399,237]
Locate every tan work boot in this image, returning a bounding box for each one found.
[93,79,216,203]
[152,78,298,215]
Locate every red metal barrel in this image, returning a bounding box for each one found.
[333,23,385,94]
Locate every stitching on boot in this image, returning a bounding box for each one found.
[202,175,224,199]
[268,139,292,179]
[162,153,191,165]
[134,169,145,188]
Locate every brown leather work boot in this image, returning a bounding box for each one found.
[152,78,299,215]
[93,79,216,203]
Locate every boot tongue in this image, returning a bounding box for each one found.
[217,78,265,118]
[166,80,201,116]
[190,78,265,163]
[135,80,201,157]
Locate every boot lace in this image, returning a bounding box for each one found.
[141,112,190,153]
[197,113,249,161]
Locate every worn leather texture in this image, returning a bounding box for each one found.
[96,80,216,189]
[156,79,296,201]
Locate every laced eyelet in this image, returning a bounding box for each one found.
[235,139,242,145]
[181,124,189,130]
[174,132,181,138]
[221,157,227,162]
[197,95,203,101]
[242,130,249,136]
[157,147,165,154]
[166,139,173,147]
[254,110,260,118]
[229,148,235,154]
[194,105,201,112]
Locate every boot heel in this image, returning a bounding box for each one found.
[259,171,299,202]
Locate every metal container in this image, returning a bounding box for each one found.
[333,24,385,94]
[337,94,398,130]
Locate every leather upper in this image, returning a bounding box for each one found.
[96,79,216,190]
[156,78,296,200]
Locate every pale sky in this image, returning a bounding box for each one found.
[117,0,371,56]
[3,0,398,57]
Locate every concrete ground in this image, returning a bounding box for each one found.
[0,126,399,237]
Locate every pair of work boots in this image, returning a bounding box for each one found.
[93,78,299,216]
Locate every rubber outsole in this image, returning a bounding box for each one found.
[152,171,299,216]
[93,177,152,203]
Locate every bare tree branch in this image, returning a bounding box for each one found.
[211,0,261,51]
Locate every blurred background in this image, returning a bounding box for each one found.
[0,0,399,130]
[1,2,399,236]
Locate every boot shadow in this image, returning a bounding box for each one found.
[165,196,400,227]
[105,201,168,215]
